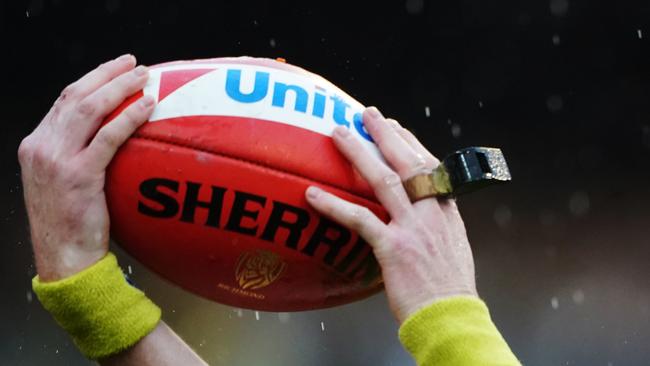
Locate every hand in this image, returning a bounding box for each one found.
[18,54,155,281]
[306,107,477,324]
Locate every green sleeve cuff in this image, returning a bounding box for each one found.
[398,296,520,366]
[32,252,161,360]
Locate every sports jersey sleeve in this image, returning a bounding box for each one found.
[398,296,521,366]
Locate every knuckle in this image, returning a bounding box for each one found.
[402,128,418,141]
[123,103,142,121]
[98,95,112,110]
[406,154,430,175]
[61,83,76,98]
[17,136,34,163]
[385,118,401,129]
[76,98,96,117]
[96,129,121,149]
[373,171,401,188]
[349,207,371,230]
[17,136,72,179]
[97,61,113,73]
[30,146,47,163]
[55,83,76,104]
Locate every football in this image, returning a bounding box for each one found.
[104,57,388,311]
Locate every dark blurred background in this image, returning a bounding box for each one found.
[2,0,650,365]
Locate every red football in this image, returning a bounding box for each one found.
[105,57,388,311]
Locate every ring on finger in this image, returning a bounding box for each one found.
[402,147,512,202]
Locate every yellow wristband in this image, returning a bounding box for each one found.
[32,252,161,360]
[398,296,520,366]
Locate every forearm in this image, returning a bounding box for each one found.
[100,322,207,366]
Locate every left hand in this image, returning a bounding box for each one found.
[305,107,478,324]
[18,55,154,281]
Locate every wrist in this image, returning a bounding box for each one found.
[34,246,108,281]
[398,286,479,324]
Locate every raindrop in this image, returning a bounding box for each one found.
[451,123,462,138]
[278,312,291,323]
[26,291,33,303]
[269,38,276,48]
[321,321,325,331]
[569,191,590,216]
[546,95,563,112]
[405,0,424,14]
[638,29,643,39]
[478,101,484,108]
[255,311,260,320]
[27,0,44,17]
[494,205,512,228]
[236,309,243,318]
[127,265,132,275]
[572,289,585,304]
[552,34,561,46]
[446,118,452,125]
[55,349,59,354]
[424,106,430,117]
[549,0,569,17]
[551,297,559,309]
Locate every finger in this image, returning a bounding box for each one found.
[331,126,413,221]
[72,65,149,146]
[367,111,450,225]
[305,186,389,247]
[84,96,155,170]
[58,54,136,102]
[362,107,430,180]
[393,126,440,167]
[393,125,453,225]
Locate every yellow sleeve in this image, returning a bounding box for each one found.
[398,296,521,366]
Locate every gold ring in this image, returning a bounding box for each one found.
[403,165,453,202]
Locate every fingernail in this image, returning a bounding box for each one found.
[139,96,154,108]
[306,186,322,199]
[134,65,148,76]
[117,54,133,62]
[366,106,383,119]
[333,126,351,138]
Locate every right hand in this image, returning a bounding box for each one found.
[18,54,155,282]
[306,108,478,324]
